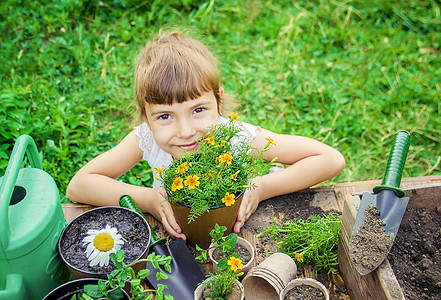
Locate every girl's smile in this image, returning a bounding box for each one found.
[144,91,221,158]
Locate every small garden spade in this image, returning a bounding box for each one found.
[351,130,411,275]
[119,195,205,300]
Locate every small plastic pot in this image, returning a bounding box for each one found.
[279,278,329,300]
[208,236,255,275]
[58,206,151,279]
[42,278,130,300]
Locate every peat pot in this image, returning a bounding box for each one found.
[170,191,244,249]
[194,277,244,300]
[42,278,130,300]
[243,252,297,300]
[58,206,151,279]
[208,236,255,275]
[279,278,330,300]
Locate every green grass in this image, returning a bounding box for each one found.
[1,0,440,203]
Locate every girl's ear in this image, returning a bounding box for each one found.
[137,105,148,123]
[219,86,224,97]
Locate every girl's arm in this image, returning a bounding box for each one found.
[66,131,186,240]
[233,128,345,232]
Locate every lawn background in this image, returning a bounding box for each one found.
[1,0,440,203]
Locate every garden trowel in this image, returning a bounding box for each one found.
[119,195,205,300]
[350,130,411,275]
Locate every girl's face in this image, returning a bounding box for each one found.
[144,91,221,158]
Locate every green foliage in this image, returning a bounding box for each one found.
[196,224,244,299]
[73,249,173,300]
[1,0,439,203]
[257,213,342,275]
[158,117,273,222]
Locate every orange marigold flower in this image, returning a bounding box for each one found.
[229,112,240,121]
[154,167,164,174]
[222,192,236,206]
[220,140,226,146]
[204,136,215,146]
[175,162,189,174]
[171,177,184,192]
[265,137,277,146]
[230,174,238,181]
[227,256,243,272]
[184,175,200,190]
[294,252,303,263]
[216,152,233,165]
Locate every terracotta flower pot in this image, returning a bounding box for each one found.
[194,277,244,300]
[170,191,244,248]
[279,278,329,300]
[243,252,297,300]
[42,278,130,300]
[208,236,255,275]
[58,206,151,279]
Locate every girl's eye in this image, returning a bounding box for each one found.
[194,107,205,114]
[158,114,171,120]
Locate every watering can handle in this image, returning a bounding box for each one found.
[0,135,42,250]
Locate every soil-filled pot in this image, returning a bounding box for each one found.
[279,278,329,300]
[42,278,130,300]
[170,191,244,248]
[208,236,255,275]
[194,277,244,300]
[58,206,151,279]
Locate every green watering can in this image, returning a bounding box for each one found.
[0,135,71,300]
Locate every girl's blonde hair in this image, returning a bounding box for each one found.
[134,30,234,120]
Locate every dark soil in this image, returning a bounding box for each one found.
[388,206,441,300]
[59,207,150,274]
[244,190,328,235]
[212,243,252,265]
[348,204,393,275]
[284,284,326,300]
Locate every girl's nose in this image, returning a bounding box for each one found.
[177,119,196,138]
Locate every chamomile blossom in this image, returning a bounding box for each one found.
[82,224,124,267]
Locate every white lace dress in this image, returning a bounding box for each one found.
[134,117,259,188]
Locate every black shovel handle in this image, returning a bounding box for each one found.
[119,195,166,247]
[373,130,411,198]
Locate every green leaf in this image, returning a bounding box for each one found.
[156,271,169,281]
[138,269,150,279]
[164,263,172,273]
[83,284,103,298]
[108,289,124,300]
[217,258,228,271]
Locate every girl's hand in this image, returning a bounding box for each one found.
[150,187,187,241]
[233,177,264,233]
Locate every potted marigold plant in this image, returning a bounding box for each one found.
[157,113,275,248]
[194,224,246,300]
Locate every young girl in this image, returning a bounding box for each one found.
[66,30,345,241]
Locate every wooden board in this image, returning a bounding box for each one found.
[335,175,441,300]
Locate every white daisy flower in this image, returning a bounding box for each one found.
[82,224,124,267]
